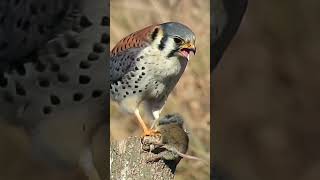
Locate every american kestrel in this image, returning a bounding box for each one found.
[110,22,196,136]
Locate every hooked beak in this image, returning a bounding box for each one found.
[180,42,196,55]
[179,41,196,61]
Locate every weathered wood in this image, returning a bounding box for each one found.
[110,137,175,180]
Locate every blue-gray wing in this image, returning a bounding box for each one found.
[110,50,139,83]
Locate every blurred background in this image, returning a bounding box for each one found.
[214,1,320,180]
[110,0,210,179]
[0,0,108,179]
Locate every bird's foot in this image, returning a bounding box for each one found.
[141,130,162,153]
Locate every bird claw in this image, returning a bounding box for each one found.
[140,130,162,153]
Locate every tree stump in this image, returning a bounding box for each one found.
[110,137,175,180]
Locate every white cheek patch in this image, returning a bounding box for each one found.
[151,37,175,53]
[163,39,176,52]
[151,33,163,48]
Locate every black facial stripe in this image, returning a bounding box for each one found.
[151,28,159,41]
[167,49,179,58]
[158,36,168,50]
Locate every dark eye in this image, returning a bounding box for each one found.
[173,37,183,44]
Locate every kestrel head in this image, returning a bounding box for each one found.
[111,22,196,61]
[153,22,196,61]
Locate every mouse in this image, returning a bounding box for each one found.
[141,114,206,165]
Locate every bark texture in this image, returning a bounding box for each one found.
[110,137,175,180]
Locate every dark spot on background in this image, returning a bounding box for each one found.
[43,106,52,114]
[73,93,84,101]
[79,61,91,69]
[38,79,50,87]
[57,73,69,83]
[79,75,91,84]
[92,90,103,98]
[50,95,60,105]
[15,82,26,96]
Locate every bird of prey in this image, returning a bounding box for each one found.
[110,22,196,136]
